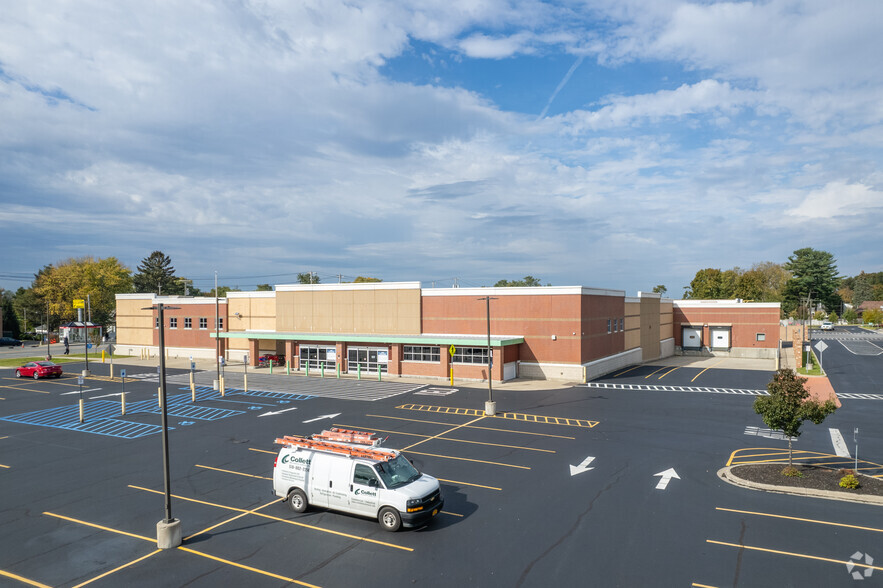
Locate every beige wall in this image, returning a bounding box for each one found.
[116,298,154,346]
[276,288,421,334]
[624,301,641,351]
[640,296,661,360]
[660,301,673,341]
[228,296,276,350]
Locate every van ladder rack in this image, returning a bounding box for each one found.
[275,434,397,461]
[312,428,383,446]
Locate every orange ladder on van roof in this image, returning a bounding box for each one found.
[275,429,397,461]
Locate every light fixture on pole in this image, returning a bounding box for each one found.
[144,302,182,548]
[477,296,498,416]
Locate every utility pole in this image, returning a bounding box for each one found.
[477,296,498,416]
[215,271,220,389]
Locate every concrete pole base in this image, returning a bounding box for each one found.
[212,379,219,391]
[81,369,91,377]
[484,401,496,416]
[156,518,182,549]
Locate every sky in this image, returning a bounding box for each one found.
[1,0,882,296]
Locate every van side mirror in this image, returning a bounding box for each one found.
[369,478,379,488]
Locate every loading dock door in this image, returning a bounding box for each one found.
[710,327,731,350]
[682,327,702,349]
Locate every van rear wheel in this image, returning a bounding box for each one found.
[288,489,308,513]
[379,507,402,532]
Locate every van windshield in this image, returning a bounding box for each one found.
[376,455,420,489]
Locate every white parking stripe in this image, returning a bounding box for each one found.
[829,428,851,458]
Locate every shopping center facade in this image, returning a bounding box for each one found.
[115,282,780,382]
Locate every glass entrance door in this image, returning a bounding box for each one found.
[347,347,388,374]
[300,345,337,371]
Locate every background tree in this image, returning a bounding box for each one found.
[864,308,883,326]
[843,308,858,324]
[256,284,273,291]
[352,276,382,283]
[494,276,547,287]
[781,248,841,316]
[827,311,838,323]
[851,272,874,309]
[133,251,181,294]
[753,369,837,470]
[296,272,319,284]
[685,268,737,299]
[813,310,826,321]
[0,290,22,338]
[652,285,667,295]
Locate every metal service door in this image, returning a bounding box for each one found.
[710,327,731,350]
[682,327,702,349]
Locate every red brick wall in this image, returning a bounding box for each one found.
[153,304,225,349]
[673,305,779,349]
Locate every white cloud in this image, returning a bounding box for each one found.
[787,182,883,221]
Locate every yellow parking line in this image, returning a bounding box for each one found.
[195,464,271,480]
[716,507,883,533]
[657,366,680,379]
[249,447,276,454]
[178,547,321,588]
[441,511,463,517]
[0,384,50,393]
[365,414,576,439]
[612,365,642,377]
[691,360,726,382]
[334,423,555,453]
[0,569,52,588]
[707,539,883,571]
[129,486,413,552]
[644,366,667,379]
[437,478,502,491]
[401,415,486,451]
[71,550,162,588]
[404,450,530,470]
[0,464,10,469]
[43,512,154,543]
[692,584,719,588]
[0,435,7,439]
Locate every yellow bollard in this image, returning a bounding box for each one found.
[109,364,114,379]
[190,372,195,402]
[243,373,248,394]
[450,366,453,387]
[121,391,126,415]
[102,350,105,363]
[158,387,162,408]
[220,376,225,397]
[79,398,84,423]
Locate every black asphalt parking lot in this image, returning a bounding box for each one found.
[1,358,882,587]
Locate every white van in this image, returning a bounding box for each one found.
[272,429,444,531]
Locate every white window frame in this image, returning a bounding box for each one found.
[451,346,489,365]
[169,317,177,329]
[403,345,441,363]
[199,317,208,330]
[184,317,192,330]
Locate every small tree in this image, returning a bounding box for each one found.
[652,285,667,295]
[813,310,826,321]
[843,308,858,324]
[864,308,883,326]
[753,369,837,470]
[827,311,838,323]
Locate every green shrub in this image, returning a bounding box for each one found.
[839,474,860,489]
[782,466,803,477]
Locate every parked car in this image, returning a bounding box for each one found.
[15,361,63,379]
[0,336,23,347]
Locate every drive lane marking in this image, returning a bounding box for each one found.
[403,450,530,470]
[707,539,883,572]
[437,478,502,491]
[829,428,850,458]
[0,569,52,588]
[249,447,276,454]
[71,550,162,588]
[716,507,883,533]
[334,423,555,453]
[129,485,413,552]
[691,360,726,382]
[194,464,271,480]
[0,464,10,469]
[612,365,642,377]
[0,383,50,393]
[644,366,667,379]
[178,547,321,588]
[365,414,575,439]
[657,366,680,379]
[400,415,486,451]
[43,512,154,543]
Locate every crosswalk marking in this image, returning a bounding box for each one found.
[587,382,768,396]
[829,428,850,458]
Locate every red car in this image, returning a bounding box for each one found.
[16,361,63,379]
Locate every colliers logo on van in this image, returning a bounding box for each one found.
[281,455,311,465]
[354,489,377,497]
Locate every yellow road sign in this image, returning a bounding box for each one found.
[449,345,456,356]
[73,299,85,309]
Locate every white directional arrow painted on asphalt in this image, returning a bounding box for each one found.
[257,407,299,417]
[302,413,341,423]
[654,468,680,490]
[569,456,596,476]
[89,392,123,399]
[61,388,102,395]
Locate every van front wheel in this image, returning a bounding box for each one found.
[379,507,401,532]
[288,489,308,513]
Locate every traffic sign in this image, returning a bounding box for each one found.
[814,340,828,353]
[120,369,126,378]
[449,345,456,356]
[73,299,85,309]
[77,376,84,386]
[86,343,93,349]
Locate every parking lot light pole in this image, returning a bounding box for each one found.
[478,296,498,416]
[145,302,182,549]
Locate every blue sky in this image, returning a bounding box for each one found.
[1,1,881,296]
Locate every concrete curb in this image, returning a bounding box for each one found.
[718,465,883,506]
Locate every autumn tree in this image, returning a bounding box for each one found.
[494,276,548,287]
[30,257,133,327]
[851,272,874,309]
[753,369,836,470]
[686,268,738,299]
[352,276,383,283]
